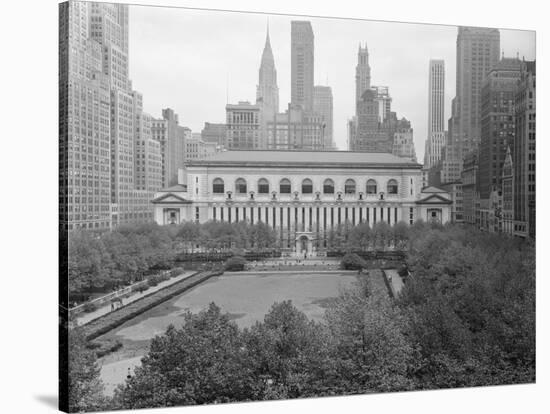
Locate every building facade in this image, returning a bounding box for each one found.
[201,122,227,147]
[478,57,522,200]
[461,151,479,225]
[61,2,161,229]
[184,135,221,162]
[455,26,500,153]
[151,108,185,187]
[225,101,261,150]
[501,146,514,235]
[59,1,112,231]
[424,59,446,169]
[313,85,334,149]
[440,181,463,223]
[133,102,162,194]
[291,21,314,112]
[513,61,536,238]
[152,151,452,255]
[265,104,326,151]
[355,43,371,104]
[392,126,417,161]
[352,89,391,152]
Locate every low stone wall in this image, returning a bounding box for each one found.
[81,270,222,341]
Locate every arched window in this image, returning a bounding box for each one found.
[323,178,334,194]
[212,178,224,194]
[302,178,313,194]
[345,179,356,194]
[366,179,377,194]
[387,179,398,194]
[258,178,269,194]
[235,178,247,194]
[280,178,291,194]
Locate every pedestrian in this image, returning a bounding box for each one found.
[111,302,114,311]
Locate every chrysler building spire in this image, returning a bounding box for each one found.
[256,24,279,113]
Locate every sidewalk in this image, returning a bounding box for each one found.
[75,270,195,326]
[384,268,405,296]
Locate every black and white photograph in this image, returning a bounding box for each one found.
[31,0,544,412]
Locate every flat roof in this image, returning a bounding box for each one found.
[187,150,421,169]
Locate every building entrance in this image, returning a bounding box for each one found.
[295,233,314,258]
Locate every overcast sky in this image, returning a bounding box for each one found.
[128,5,535,161]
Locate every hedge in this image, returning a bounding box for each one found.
[224,256,247,271]
[81,270,223,341]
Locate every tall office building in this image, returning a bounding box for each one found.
[454,26,500,153]
[424,60,446,168]
[313,86,334,149]
[266,104,326,151]
[348,43,372,149]
[89,2,160,226]
[353,88,391,152]
[513,61,536,238]
[478,57,522,200]
[355,43,371,104]
[442,26,500,185]
[226,101,261,149]
[291,21,314,112]
[133,92,162,194]
[256,26,279,149]
[256,26,279,116]
[59,2,112,230]
[151,108,185,187]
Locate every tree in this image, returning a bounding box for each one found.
[341,253,367,270]
[372,221,391,250]
[244,301,333,398]
[347,223,372,251]
[324,273,415,393]
[113,304,262,409]
[392,221,409,250]
[68,327,107,412]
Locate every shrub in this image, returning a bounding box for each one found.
[341,253,368,270]
[397,264,409,277]
[83,302,97,313]
[95,339,123,358]
[224,255,247,271]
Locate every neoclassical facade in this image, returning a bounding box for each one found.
[152,151,451,254]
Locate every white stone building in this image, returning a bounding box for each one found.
[152,150,452,254]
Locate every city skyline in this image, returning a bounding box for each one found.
[128,5,535,161]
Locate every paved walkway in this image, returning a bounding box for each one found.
[75,270,195,326]
[384,268,405,295]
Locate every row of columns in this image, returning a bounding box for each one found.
[210,203,402,231]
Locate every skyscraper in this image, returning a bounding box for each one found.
[151,108,185,187]
[441,26,500,186]
[313,85,334,149]
[454,26,500,152]
[478,57,522,200]
[513,61,536,238]
[257,25,279,149]
[355,43,371,104]
[424,60,446,168]
[256,26,279,116]
[291,21,314,112]
[59,2,112,230]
